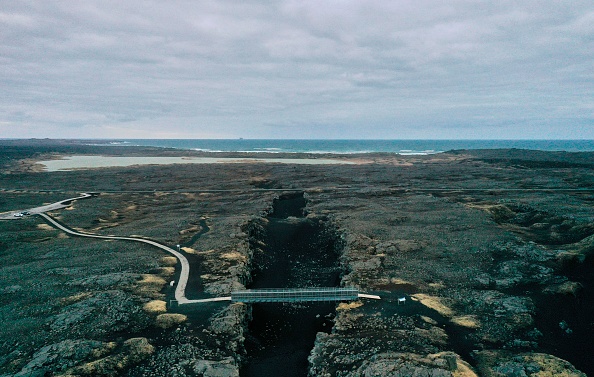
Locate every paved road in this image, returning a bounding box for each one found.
[0,193,93,220]
[38,212,223,305]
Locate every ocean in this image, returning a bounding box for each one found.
[105,139,594,155]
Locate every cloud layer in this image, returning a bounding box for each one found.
[1,1,593,138]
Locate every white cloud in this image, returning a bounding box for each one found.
[0,0,592,138]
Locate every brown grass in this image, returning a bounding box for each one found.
[59,292,93,306]
[181,246,198,254]
[337,301,364,311]
[160,256,177,266]
[453,360,479,377]
[93,222,119,231]
[221,251,246,262]
[138,274,166,285]
[466,203,516,222]
[156,266,175,278]
[37,223,55,231]
[156,313,187,328]
[412,294,454,317]
[452,315,481,329]
[143,300,167,314]
[179,225,200,235]
[428,282,445,290]
[69,339,153,376]
[134,274,167,298]
[390,278,413,285]
[420,315,438,325]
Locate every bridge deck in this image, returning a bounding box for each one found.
[231,287,360,303]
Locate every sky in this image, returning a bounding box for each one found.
[1,1,593,139]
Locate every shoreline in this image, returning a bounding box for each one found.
[4,138,594,155]
[36,155,362,172]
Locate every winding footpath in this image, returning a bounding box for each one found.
[0,193,93,220]
[38,213,229,305]
[0,191,227,304]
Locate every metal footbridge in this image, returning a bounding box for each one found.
[179,287,380,304]
[232,287,379,303]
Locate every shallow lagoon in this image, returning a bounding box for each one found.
[39,155,356,172]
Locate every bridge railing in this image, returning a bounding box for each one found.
[231,287,359,303]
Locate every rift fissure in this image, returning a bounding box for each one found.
[241,192,344,377]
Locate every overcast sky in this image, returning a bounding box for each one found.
[1,1,593,139]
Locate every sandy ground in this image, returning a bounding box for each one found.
[37,155,361,172]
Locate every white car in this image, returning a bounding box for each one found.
[13,213,23,217]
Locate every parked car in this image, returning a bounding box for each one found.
[13,213,23,217]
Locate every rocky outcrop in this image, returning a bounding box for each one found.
[310,350,477,377]
[308,304,453,376]
[351,352,477,377]
[49,290,151,339]
[199,225,253,296]
[474,350,587,377]
[13,339,114,377]
[208,302,250,356]
[481,203,594,246]
[12,337,156,377]
[61,337,154,376]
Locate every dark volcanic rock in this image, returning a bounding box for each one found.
[13,339,114,377]
[1,144,593,376]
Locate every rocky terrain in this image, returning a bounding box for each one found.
[0,140,592,376]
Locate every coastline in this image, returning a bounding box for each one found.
[37,155,360,172]
[3,138,594,155]
[88,138,594,154]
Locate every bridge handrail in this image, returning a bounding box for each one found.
[230,287,366,303]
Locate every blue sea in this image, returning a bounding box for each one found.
[106,140,594,155]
